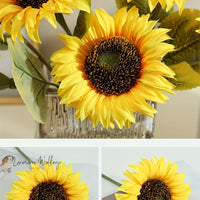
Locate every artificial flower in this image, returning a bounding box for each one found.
[0,0,90,43]
[115,156,191,200]
[5,161,89,200]
[127,0,185,14]
[51,6,175,129]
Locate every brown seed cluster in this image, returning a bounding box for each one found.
[16,0,48,9]
[84,37,142,96]
[138,179,171,200]
[29,182,67,200]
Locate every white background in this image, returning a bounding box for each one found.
[0,0,200,138]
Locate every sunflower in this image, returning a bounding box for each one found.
[127,0,185,14]
[115,156,191,200]
[5,162,89,200]
[51,6,175,129]
[0,0,90,43]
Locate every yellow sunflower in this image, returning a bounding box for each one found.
[0,0,90,43]
[127,0,185,14]
[115,156,191,200]
[5,162,89,200]
[51,6,175,129]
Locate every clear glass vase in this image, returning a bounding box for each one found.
[35,93,156,138]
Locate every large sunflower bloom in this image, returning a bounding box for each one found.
[51,7,175,129]
[127,0,185,14]
[115,156,191,200]
[0,0,90,43]
[5,162,89,200]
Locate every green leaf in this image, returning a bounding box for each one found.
[160,9,200,73]
[168,62,200,90]
[150,4,173,21]
[0,33,10,50]
[115,0,150,15]
[7,38,48,123]
[73,10,91,39]
[0,38,8,50]
[115,0,173,21]
[0,73,15,90]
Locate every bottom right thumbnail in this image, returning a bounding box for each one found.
[102,144,200,200]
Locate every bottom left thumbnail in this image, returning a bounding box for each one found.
[0,147,99,200]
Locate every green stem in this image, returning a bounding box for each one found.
[55,13,72,36]
[102,174,121,187]
[150,3,162,21]
[23,38,52,72]
[15,147,34,164]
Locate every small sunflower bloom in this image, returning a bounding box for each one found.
[0,0,90,43]
[115,156,191,200]
[5,161,89,200]
[127,0,185,14]
[51,7,175,129]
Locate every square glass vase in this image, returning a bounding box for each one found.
[35,93,156,138]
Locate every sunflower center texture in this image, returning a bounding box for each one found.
[16,0,48,9]
[138,179,171,200]
[29,181,67,200]
[84,37,142,96]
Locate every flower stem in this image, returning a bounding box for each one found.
[23,38,52,72]
[150,3,162,21]
[102,174,121,187]
[55,13,72,36]
[15,147,34,164]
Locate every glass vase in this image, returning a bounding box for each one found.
[35,93,156,138]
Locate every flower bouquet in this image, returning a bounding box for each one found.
[0,0,200,138]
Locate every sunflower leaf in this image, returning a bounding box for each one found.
[168,62,200,90]
[115,0,172,20]
[150,4,173,21]
[7,38,48,123]
[0,38,8,50]
[73,10,91,39]
[115,0,150,14]
[160,9,200,74]
[0,73,15,90]
[0,33,10,50]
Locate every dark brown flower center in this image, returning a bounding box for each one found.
[29,182,67,200]
[138,179,171,200]
[16,0,48,9]
[84,37,142,96]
